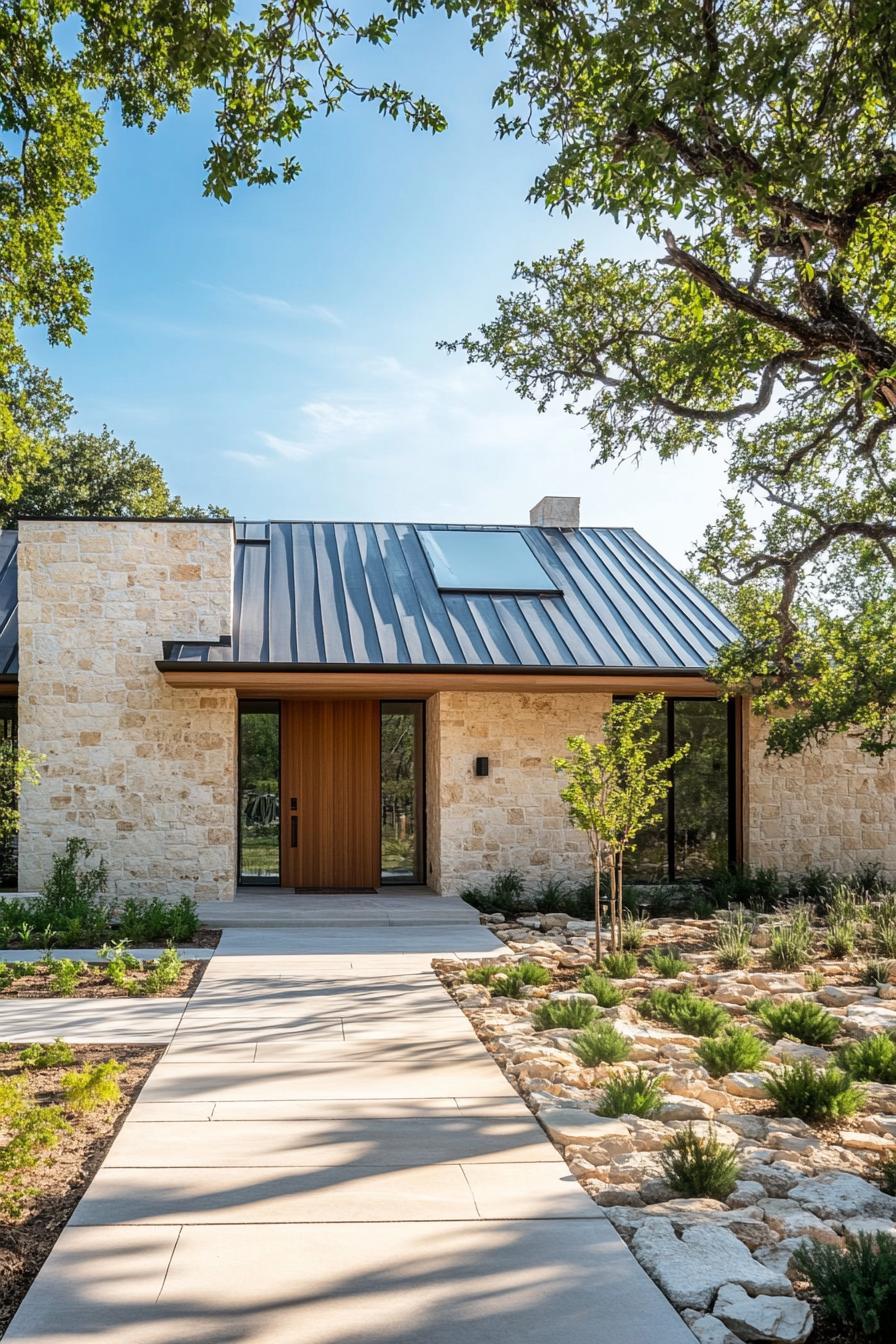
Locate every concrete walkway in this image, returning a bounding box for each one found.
[7,920,694,1344]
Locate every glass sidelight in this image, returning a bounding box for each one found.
[380,702,424,883]
[238,701,280,884]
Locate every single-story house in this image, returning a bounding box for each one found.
[0,499,893,902]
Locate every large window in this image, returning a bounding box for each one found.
[0,701,16,889]
[381,702,424,883]
[238,701,280,884]
[619,697,736,882]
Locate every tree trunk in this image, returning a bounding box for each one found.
[616,852,625,952]
[592,856,603,966]
[608,853,617,953]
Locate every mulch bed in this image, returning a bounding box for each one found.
[0,1044,161,1336]
[0,959,207,998]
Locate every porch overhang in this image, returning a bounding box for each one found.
[155,661,719,696]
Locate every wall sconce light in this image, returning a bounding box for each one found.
[475,756,489,777]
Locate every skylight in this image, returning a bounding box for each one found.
[417,529,561,595]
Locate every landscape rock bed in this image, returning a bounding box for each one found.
[434,910,896,1343]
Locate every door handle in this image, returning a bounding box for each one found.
[290,815,298,848]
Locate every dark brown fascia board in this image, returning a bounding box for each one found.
[156,660,713,678]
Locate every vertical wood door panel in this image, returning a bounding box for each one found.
[281,700,380,890]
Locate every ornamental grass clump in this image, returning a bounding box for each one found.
[696,1025,767,1078]
[764,1059,865,1121]
[825,919,856,959]
[768,903,814,970]
[647,946,687,978]
[465,963,503,986]
[861,959,894,987]
[490,961,551,999]
[578,970,624,1007]
[872,897,896,959]
[713,907,753,970]
[571,1021,630,1067]
[793,1233,896,1342]
[838,1032,896,1085]
[620,913,650,951]
[660,1125,741,1201]
[641,986,732,1037]
[531,998,597,1032]
[602,951,638,979]
[596,1067,665,1119]
[754,998,839,1046]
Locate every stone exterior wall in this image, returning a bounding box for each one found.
[746,709,896,877]
[17,520,237,901]
[426,690,611,895]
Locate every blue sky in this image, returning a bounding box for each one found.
[27,12,727,565]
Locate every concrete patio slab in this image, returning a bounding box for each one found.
[8,1220,697,1344]
[0,998,188,1042]
[6,916,697,1343]
[106,1115,562,1167]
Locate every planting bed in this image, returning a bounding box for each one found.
[0,957,206,999]
[435,907,896,1344]
[0,1043,160,1335]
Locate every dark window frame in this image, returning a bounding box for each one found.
[616,695,738,882]
[380,700,426,886]
[237,699,281,887]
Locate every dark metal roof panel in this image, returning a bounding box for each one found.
[218,521,740,671]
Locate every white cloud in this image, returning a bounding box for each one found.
[197,283,342,326]
[224,449,272,469]
[255,431,313,460]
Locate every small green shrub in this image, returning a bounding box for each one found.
[465,962,503,986]
[515,960,552,986]
[531,998,597,1032]
[853,861,891,897]
[824,882,865,926]
[647,947,687,978]
[768,903,814,970]
[838,1032,896,1085]
[578,970,624,1006]
[861,959,894,986]
[62,1060,124,1112]
[6,961,32,981]
[620,913,649,951]
[714,907,753,969]
[754,998,839,1046]
[29,838,111,946]
[488,869,526,906]
[49,958,87,995]
[167,895,200,942]
[765,1060,865,1121]
[641,986,732,1037]
[596,1067,665,1118]
[20,1039,75,1069]
[138,947,183,995]
[793,1233,896,1341]
[872,898,896,959]
[660,1125,741,1200]
[697,1026,767,1077]
[805,969,825,991]
[571,1021,630,1066]
[705,865,781,912]
[603,951,638,979]
[825,919,856,959]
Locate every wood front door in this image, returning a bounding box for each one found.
[280,700,380,890]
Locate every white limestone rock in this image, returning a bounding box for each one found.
[753,1236,815,1278]
[768,1039,831,1066]
[841,1216,896,1238]
[658,1094,715,1121]
[538,1109,630,1146]
[787,1172,896,1222]
[723,1072,770,1099]
[727,1181,769,1210]
[688,1313,744,1344]
[758,1198,841,1244]
[629,1220,792,1311]
[713,1284,812,1344]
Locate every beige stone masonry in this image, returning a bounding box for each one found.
[17,520,236,901]
[426,690,611,895]
[746,709,896,877]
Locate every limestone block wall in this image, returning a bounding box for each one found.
[426,690,611,895]
[746,709,896,877]
[17,519,237,901]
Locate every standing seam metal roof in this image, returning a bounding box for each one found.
[205,521,739,670]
